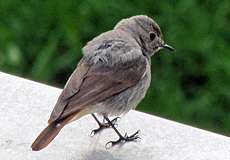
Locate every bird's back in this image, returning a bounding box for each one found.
[81,30,152,116]
[82,29,140,57]
[48,29,148,122]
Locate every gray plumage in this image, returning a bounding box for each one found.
[49,15,163,122]
[31,15,174,151]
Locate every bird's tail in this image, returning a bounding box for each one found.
[31,113,76,151]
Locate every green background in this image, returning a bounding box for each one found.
[0,0,230,135]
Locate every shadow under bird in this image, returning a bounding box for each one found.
[31,15,174,151]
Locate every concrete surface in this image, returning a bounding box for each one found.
[0,71,230,160]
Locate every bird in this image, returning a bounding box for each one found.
[31,15,174,151]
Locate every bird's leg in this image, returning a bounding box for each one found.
[103,116,141,149]
[90,114,120,136]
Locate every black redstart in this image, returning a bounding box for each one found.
[31,15,174,151]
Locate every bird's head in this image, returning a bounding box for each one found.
[114,15,174,56]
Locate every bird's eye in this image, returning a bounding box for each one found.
[149,32,156,41]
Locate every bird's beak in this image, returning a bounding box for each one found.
[162,44,175,52]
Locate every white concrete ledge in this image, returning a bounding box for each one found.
[0,71,230,160]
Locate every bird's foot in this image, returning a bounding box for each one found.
[105,129,141,149]
[90,117,120,136]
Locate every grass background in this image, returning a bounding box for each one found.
[0,0,230,135]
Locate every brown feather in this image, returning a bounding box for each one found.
[48,61,89,123]
[48,50,147,123]
[48,36,147,124]
[31,112,77,151]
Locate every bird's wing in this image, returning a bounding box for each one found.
[48,42,148,123]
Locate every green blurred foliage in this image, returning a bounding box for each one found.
[0,0,230,135]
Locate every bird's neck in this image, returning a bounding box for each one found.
[114,27,150,58]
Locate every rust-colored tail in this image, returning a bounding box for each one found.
[31,121,64,151]
[31,114,76,151]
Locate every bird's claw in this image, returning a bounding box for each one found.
[90,128,101,137]
[105,130,141,149]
